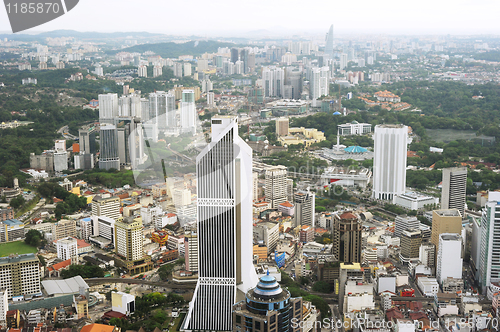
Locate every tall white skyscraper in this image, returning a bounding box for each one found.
[149,91,175,131]
[262,66,285,98]
[310,66,329,100]
[98,93,118,122]
[184,116,258,331]
[441,167,467,218]
[372,124,407,201]
[325,25,334,58]
[340,53,348,70]
[478,191,500,292]
[99,124,120,170]
[436,233,463,284]
[180,90,197,135]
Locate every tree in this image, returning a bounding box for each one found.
[25,229,42,247]
[312,281,331,293]
[38,255,46,266]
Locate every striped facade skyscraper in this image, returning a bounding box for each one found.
[184,116,258,331]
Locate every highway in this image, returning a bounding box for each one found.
[84,277,196,290]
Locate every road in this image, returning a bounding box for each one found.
[84,277,196,290]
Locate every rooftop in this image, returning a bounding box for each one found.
[0,253,38,265]
[41,276,88,295]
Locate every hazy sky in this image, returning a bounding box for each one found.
[0,0,499,36]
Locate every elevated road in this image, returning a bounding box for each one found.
[85,278,196,290]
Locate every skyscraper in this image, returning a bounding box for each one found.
[309,67,329,100]
[265,165,288,208]
[99,124,120,170]
[180,90,197,135]
[294,191,315,227]
[436,233,463,284]
[114,216,153,274]
[333,212,362,263]
[262,66,285,98]
[98,93,118,123]
[325,25,334,58]
[372,124,408,201]
[184,116,258,331]
[430,209,462,257]
[441,167,467,218]
[149,91,175,131]
[478,191,500,292]
[231,47,239,63]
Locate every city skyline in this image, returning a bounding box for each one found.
[1,0,500,36]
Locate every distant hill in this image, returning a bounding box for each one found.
[109,40,239,58]
[0,30,162,42]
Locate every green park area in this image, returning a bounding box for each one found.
[0,241,37,257]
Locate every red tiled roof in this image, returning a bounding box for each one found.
[279,201,293,208]
[47,259,71,272]
[339,212,357,220]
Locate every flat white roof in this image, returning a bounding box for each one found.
[42,276,88,295]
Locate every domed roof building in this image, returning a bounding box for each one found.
[232,272,303,331]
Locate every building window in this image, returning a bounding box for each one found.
[236,315,241,324]
[255,321,261,330]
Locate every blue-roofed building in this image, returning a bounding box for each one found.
[0,219,25,242]
[344,146,368,154]
[232,272,303,331]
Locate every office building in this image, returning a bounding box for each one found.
[372,124,407,201]
[399,229,422,263]
[56,237,78,261]
[114,216,153,274]
[184,116,258,331]
[478,192,500,292]
[53,219,77,240]
[340,53,348,70]
[265,165,288,209]
[325,25,334,58]
[394,215,419,238]
[419,243,435,269]
[284,69,303,100]
[333,212,362,263]
[89,216,115,248]
[91,196,120,220]
[99,124,120,170]
[0,219,24,243]
[0,254,40,299]
[79,127,97,155]
[149,91,175,130]
[262,66,285,98]
[275,117,289,136]
[441,167,467,217]
[232,273,303,332]
[53,151,68,172]
[98,93,118,122]
[294,191,315,227]
[184,229,198,273]
[430,209,462,256]
[74,153,94,170]
[436,233,463,284]
[180,90,197,135]
[309,66,329,100]
[254,222,279,253]
[207,91,215,108]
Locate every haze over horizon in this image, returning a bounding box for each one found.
[1,0,500,37]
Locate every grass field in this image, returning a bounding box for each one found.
[0,241,37,257]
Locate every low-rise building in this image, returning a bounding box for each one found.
[418,277,439,297]
[393,191,439,211]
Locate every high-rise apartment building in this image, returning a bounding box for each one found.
[294,191,315,227]
[137,65,147,78]
[0,289,7,321]
[184,116,258,331]
[149,91,175,131]
[98,93,118,122]
[91,196,120,220]
[53,219,76,240]
[180,90,197,135]
[0,254,40,299]
[436,233,463,284]
[310,66,329,100]
[265,165,288,209]
[372,124,407,201]
[340,53,348,70]
[153,65,162,78]
[333,212,362,263]
[441,167,467,218]
[262,66,285,98]
[430,209,462,256]
[478,192,500,292]
[183,63,192,76]
[394,215,419,238]
[275,117,289,136]
[99,124,120,170]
